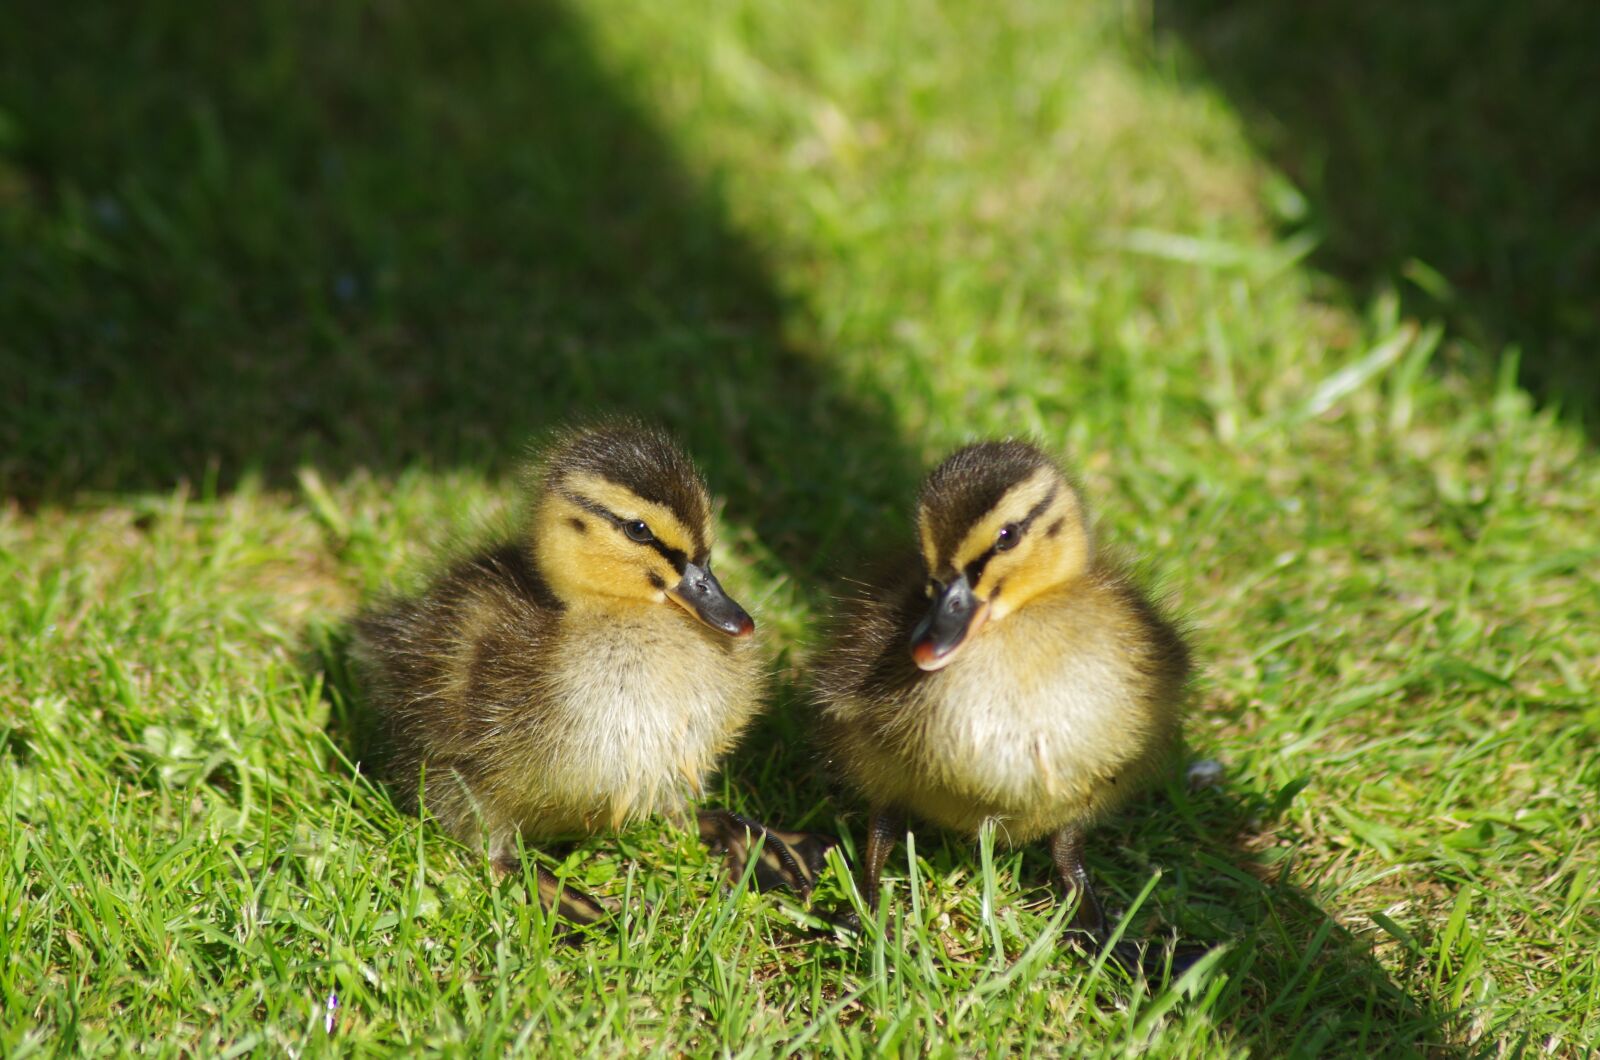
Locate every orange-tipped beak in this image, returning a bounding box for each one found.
[667,561,754,637]
[910,575,988,671]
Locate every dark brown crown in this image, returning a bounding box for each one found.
[917,440,1060,562]
[541,421,712,546]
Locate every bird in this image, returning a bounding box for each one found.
[353,420,825,924]
[813,439,1191,958]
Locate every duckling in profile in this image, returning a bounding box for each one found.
[355,421,824,924]
[815,440,1191,958]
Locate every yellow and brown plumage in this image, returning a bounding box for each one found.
[815,440,1190,952]
[354,421,807,922]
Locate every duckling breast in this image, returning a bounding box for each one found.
[832,583,1182,842]
[496,604,763,837]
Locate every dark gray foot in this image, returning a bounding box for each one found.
[696,809,837,899]
[494,851,619,928]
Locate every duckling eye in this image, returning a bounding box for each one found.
[995,523,1020,551]
[623,519,654,543]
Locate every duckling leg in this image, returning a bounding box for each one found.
[861,808,903,911]
[1049,826,1211,977]
[825,808,904,933]
[492,850,619,927]
[696,809,836,899]
[1049,824,1110,941]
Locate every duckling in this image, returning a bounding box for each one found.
[354,421,822,924]
[815,440,1191,955]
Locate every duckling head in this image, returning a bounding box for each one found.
[910,440,1089,671]
[528,422,754,637]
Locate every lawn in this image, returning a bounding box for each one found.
[2,0,1597,1055]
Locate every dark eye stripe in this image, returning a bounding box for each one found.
[563,490,689,572]
[963,484,1059,584]
[646,538,689,571]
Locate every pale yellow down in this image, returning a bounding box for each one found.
[829,571,1179,843]
[356,445,760,865]
[822,461,1186,844]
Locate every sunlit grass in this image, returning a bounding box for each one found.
[2,0,1597,1054]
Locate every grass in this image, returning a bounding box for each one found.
[3,0,1597,1054]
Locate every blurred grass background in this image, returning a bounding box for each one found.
[1155,0,1600,427]
[2,0,1596,1054]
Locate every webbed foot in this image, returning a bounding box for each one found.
[494,852,620,929]
[696,808,837,899]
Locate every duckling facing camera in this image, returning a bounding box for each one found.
[355,422,826,925]
[816,440,1191,959]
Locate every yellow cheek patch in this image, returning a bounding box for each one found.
[949,467,1064,572]
[564,473,706,557]
[535,488,695,607]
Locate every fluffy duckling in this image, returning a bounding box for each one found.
[355,422,815,923]
[815,440,1190,952]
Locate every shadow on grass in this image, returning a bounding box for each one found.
[794,773,1464,1052]
[1153,0,1600,432]
[812,770,1466,1053]
[1126,777,1465,1055]
[0,0,922,574]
